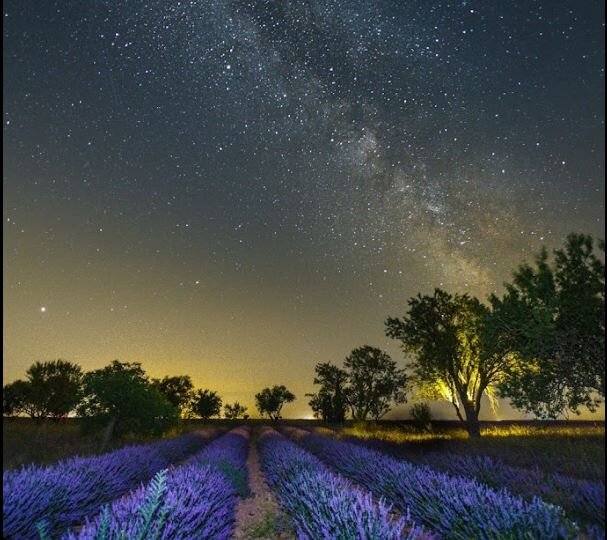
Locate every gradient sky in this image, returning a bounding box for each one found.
[3,1,605,419]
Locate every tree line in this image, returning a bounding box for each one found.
[306,233,604,436]
[3,233,604,438]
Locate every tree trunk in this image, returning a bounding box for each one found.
[101,417,116,451]
[464,406,481,438]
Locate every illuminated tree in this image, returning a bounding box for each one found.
[255,385,295,421]
[386,289,510,437]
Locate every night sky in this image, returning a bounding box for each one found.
[3,1,605,419]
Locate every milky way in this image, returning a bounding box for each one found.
[3,1,604,418]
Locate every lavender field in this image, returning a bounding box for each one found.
[3,423,605,539]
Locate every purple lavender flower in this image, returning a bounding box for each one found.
[3,430,214,539]
[285,428,579,540]
[259,428,431,540]
[62,427,250,540]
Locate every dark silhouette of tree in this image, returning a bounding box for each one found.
[190,389,222,420]
[22,360,84,420]
[343,346,407,421]
[78,360,178,441]
[152,375,194,415]
[255,385,295,421]
[489,234,605,418]
[386,290,510,437]
[223,401,248,420]
[3,381,31,417]
[306,363,349,422]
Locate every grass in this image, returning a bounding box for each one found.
[245,511,292,539]
[328,422,605,481]
[2,418,210,470]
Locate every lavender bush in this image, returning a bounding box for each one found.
[284,428,579,540]
[258,428,431,540]
[337,431,604,529]
[63,427,250,540]
[3,430,215,539]
[412,451,604,529]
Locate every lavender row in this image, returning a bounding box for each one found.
[409,450,603,529]
[258,428,431,540]
[284,428,579,540]
[336,432,605,530]
[3,429,217,539]
[64,427,251,540]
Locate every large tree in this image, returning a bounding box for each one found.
[23,360,84,420]
[306,362,349,422]
[78,360,178,439]
[255,385,295,421]
[489,234,605,418]
[386,289,510,437]
[190,389,222,420]
[152,375,194,415]
[343,346,407,422]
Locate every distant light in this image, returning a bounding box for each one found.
[40,306,47,313]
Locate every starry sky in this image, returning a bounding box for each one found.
[3,1,605,419]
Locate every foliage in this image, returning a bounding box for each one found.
[78,360,179,437]
[489,234,605,419]
[25,360,84,419]
[342,346,407,421]
[306,362,349,422]
[3,361,84,420]
[3,430,213,539]
[410,402,433,432]
[190,389,222,420]
[386,289,509,437]
[258,428,428,539]
[152,375,194,415]
[3,380,32,417]
[255,385,295,421]
[223,401,248,420]
[287,428,578,540]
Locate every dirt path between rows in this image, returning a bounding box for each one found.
[232,429,295,540]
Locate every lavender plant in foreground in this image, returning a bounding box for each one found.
[284,428,579,540]
[63,427,250,540]
[3,430,216,539]
[258,428,431,540]
[337,432,605,531]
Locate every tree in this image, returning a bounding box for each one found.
[152,375,194,415]
[386,289,510,437]
[190,389,222,420]
[3,381,30,417]
[343,346,407,421]
[255,385,295,421]
[24,360,84,420]
[223,402,248,420]
[306,363,349,422]
[78,360,179,439]
[489,234,605,418]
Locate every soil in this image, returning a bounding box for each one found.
[232,429,295,540]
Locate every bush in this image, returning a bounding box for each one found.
[410,402,433,432]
